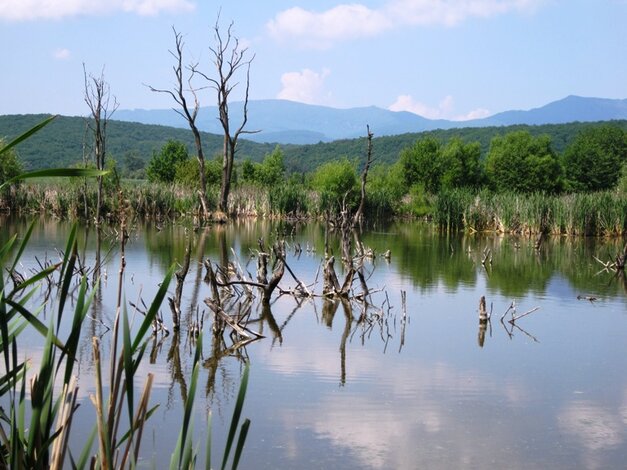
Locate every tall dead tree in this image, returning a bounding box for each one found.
[353,125,374,227]
[148,28,211,221]
[200,19,257,216]
[84,65,117,225]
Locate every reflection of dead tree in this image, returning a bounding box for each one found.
[594,242,627,272]
[498,300,540,342]
[477,295,492,348]
[168,237,191,331]
[339,299,353,386]
[167,331,188,404]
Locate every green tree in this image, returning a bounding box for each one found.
[257,146,285,187]
[398,137,442,193]
[175,156,222,188]
[440,137,482,190]
[0,138,23,187]
[240,158,257,184]
[562,125,627,191]
[485,131,561,193]
[147,140,189,183]
[311,158,359,213]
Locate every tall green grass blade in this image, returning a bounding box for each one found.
[0,168,108,191]
[231,419,251,470]
[57,224,78,327]
[8,264,59,300]
[73,425,98,470]
[205,411,212,470]
[62,276,95,383]
[131,265,175,353]
[0,362,25,396]
[122,302,135,428]
[221,364,250,470]
[0,234,18,265]
[9,221,35,274]
[4,299,66,351]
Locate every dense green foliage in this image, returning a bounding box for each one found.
[146,139,190,183]
[0,138,22,198]
[310,158,359,213]
[2,114,626,176]
[562,125,627,191]
[240,146,286,187]
[2,113,626,234]
[485,131,562,193]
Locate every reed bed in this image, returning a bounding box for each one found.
[435,189,626,236]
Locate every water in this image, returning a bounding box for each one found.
[3,216,627,469]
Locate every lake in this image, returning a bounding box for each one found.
[3,216,627,469]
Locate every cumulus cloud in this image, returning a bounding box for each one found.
[277,68,332,105]
[389,94,454,119]
[267,0,540,46]
[52,48,71,60]
[0,0,195,21]
[389,94,491,121]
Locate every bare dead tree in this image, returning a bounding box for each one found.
[148,28,211,221]
[197,19,257,216]
[83,64,118,225]
[353,125,375,227]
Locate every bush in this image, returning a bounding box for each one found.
[147,139,189,183]
[310,158,359,214]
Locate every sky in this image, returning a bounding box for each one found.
[0,0,625,120]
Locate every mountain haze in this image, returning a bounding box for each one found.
[115,96,627,144]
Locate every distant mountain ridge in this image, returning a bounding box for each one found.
[114,95,627,144]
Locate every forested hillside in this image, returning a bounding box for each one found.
[1,114,626,175]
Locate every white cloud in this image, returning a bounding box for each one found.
[267,0,541,46]
[455,107,492,121]
[52,48,71,60]
[277,68,332,105]
[389,94,453,119]
[0,0,195,21]
[267,5,390,48]
[389,94,492,121]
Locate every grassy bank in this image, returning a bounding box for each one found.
[2,180,626,237]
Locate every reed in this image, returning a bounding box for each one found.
[1,118,252,468]
[434,189,626,236]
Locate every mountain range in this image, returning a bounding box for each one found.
[114,95,627,145]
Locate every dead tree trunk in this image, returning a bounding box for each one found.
[353,125,374,227]
[201,19,258,216]
[83,64,117,225]
[148,28,211,221]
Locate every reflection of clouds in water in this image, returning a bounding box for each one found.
[558,400,624,452]
[261,344,539,468]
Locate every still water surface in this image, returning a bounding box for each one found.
[5,217,627,469]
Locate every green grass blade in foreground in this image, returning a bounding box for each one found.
[204,410,212,470]
[62,276,95,384]
[9,221,35,274]
[4,299,66,351]
[221,364,250,470]
[131,264,175,353]
[231,419,251,470]
[0,168,109,191]
[122,302,135,427]
[0,115,56,158]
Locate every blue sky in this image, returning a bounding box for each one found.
[0,0,625,120]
